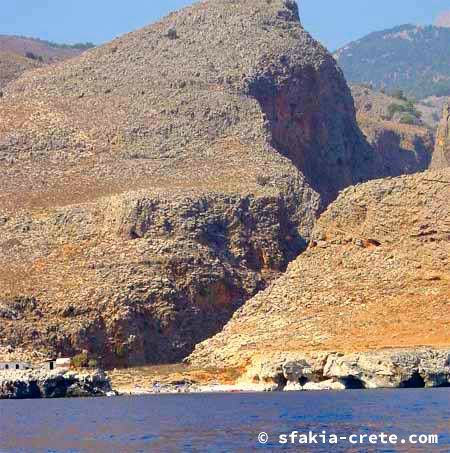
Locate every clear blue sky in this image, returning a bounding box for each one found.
[1,0,449,51]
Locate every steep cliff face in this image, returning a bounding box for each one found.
[247,53,373,205]
[431,103,450,168]
[0,1,400,366]
[189,169,450,373]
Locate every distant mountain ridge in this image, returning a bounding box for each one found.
[334,24,450,99]
[435,11,450,28]
[0,35,93,89]
[0,35,93,63]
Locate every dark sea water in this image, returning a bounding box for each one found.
[1,389,449,452]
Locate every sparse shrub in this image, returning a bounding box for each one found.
[399,113,418,125]
[167,28,178,40]
[390,89,407,101]
[256,175,270,186]
[25,51,43,62]
[88,359,98,369]
[72,352,89,368]
[387,101,421,121]
[115,344,128,359]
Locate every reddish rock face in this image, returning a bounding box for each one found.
[248,61,373,206]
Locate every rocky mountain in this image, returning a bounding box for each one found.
[334,24,450,99]
[432,103,450,168]
[189,169,450,384]
[0,0,385,367]
[351,84,442,129]
[351,85,435,175]
[0,35,91,89]
[0,0,438,368]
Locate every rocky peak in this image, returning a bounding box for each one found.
[435,11,450,28]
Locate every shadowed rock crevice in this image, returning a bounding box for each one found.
[340,376,366,390]
[350,85,435,180]
[400,372,426,389]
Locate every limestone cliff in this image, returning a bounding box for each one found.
[0,369,111,399]
[431,103,450,168]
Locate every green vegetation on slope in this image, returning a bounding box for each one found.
[386,99,422,124]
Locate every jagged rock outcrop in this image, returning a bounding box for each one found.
[189,169,450,375]
[431,103,450,168]
[0,369,111,399]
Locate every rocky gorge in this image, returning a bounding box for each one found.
[188,168,450,385]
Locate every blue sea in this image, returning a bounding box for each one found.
[1,389,449,452]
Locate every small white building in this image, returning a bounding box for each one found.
[56,358,71,369]
[0,362,31,371]
[42,358,72,371]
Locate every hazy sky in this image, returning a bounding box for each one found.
[1,0,449,51]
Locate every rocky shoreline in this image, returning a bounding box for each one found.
[238,348,450,392]
[0,369,112,399]
[4,349,447,399]
[112,348,450,396]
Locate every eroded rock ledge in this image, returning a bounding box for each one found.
[0,369,111,399]
[240,349,450,391]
